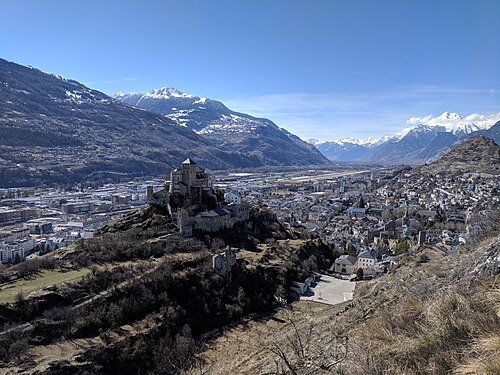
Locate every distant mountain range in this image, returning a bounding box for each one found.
[0,59,328,187]
[114,88,327,167]
[310,112,500,164]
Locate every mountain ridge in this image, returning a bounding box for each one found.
[113,87,329,167]
[0,60,328,187]
[416,135,500,176]
[312,114,500,164]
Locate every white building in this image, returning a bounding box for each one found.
[224,192,241,205]
[0,238,36,263]
[1,247,25,263]
[357,250,376,269]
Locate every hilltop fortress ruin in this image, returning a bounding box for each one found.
[147,158,249,236]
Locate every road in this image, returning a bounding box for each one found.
[277,170,369,184]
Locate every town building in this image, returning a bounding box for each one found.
[357,250,376,269]
[334,254,358,274]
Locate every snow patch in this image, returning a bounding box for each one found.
[65,90,82,100]
[143,87,195,100]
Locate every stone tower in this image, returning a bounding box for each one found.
[181,158,197,190]
[146,186,153,202]
[178,208,193,237]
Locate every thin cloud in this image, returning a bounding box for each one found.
[221,85,500,141]
[476,78,499,85]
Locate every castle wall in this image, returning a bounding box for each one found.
[151,158,249,237]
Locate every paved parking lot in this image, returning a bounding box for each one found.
[300,274,355,305]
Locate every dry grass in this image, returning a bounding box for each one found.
[277,239,305,250]
[191,238,500,375]
[339,241,500,375]
[236,240,306,266]
[455,335,500,375]
[187,301,349,375]
[236,248,265,263]
[0,269,92,304]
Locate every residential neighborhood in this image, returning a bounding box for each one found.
[214,165,499,278]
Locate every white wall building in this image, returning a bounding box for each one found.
[357,250,376,269]
[224,192,241,205]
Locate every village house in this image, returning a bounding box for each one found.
[333,254,358,275]
[224,191,241,205]
[357,250,376,269]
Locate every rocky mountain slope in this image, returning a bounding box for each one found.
[0,60,328,188]
[417,135,500,176]
[114,88,329,167]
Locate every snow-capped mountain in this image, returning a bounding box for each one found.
[141,87,195,99]
[403,111,500,136]
[114,88,329,167]
[308,136,394,147]
[334,136,395,148]
[313,112,500,164]
[115,87,195,102]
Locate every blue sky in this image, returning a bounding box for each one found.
[1,0,499,140]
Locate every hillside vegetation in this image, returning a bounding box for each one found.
[193,208,500,374]
[0,205,338,374]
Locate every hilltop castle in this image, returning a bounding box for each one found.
[147,158,249,236]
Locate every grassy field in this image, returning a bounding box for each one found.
[0,258,159,305]
[236,248,265,263]
[0,268,91,304]
[277,239,305,249]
